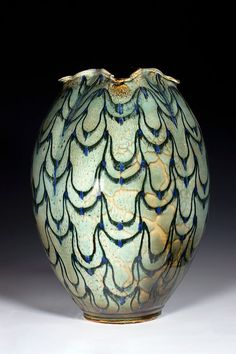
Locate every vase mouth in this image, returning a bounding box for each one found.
[59,68,180,85]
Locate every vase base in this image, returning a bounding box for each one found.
[83,310,162,324]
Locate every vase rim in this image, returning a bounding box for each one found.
[59,68,180,85]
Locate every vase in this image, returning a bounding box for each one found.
[31,68,209,324]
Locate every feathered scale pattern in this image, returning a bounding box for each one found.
[32,72,209,314]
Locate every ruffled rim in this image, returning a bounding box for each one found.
[59,68,180,85]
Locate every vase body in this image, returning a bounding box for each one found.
[32,68,209,323]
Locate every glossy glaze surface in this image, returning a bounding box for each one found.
[32,68,209,322]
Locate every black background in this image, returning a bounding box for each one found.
[0,4,235,309]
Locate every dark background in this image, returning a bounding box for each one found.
[0,5,235,316]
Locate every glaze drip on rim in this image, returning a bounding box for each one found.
[59,68,180,85]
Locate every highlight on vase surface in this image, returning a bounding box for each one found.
[31,68,209,323]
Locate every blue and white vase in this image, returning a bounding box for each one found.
[31,68,209,323]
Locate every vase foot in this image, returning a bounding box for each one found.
[83,310,162,324]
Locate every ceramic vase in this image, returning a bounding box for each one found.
[31,68,209,323]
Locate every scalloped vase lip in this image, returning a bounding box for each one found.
[59,68,180,85]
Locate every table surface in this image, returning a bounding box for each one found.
[1,249,235,354]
